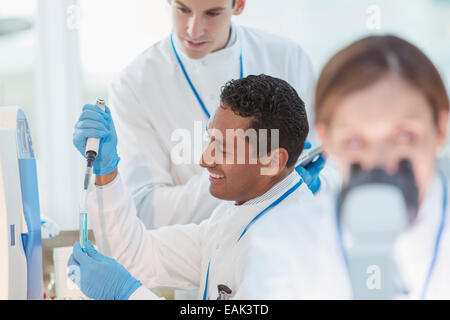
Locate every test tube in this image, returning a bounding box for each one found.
[79,186,89,252]
[79,212,88,252]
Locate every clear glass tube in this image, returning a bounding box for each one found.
[79,212,88,252]
[79,187,89,252]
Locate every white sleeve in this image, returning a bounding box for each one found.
[89,173,208,291]
[293,45,316,133]
[108,76,220,229]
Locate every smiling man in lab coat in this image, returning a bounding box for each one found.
[109,0,339,230]
[69,74,315,300]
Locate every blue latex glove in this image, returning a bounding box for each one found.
[303,141,312,150]
[67,241,142,300]
[73,104,120,175]
[296,141,326,194]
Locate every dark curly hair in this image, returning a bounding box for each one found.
[220,74,309,168]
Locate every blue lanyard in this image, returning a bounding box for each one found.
[202,178,304,300]
[237,179,304,242]
[336,174,448,299]
[202,261,211,300]
[170,32,244,119]
[420,174,448,299]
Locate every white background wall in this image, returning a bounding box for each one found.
[1,0,450,230]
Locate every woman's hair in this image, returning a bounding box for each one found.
[315,35,449,126]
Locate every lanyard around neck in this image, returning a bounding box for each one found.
[202,178,304,300]
[237,178,304,242]
[336,173,448,300]
[170,32,244,119]
[420,174,448,299]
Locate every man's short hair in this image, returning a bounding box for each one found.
[220,74,309,168]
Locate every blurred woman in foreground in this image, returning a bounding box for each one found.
[238,35,450,299]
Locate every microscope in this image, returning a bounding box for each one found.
[337,160,419,299]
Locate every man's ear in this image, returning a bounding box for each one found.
[232,0,246,16]
[260,148,289,177]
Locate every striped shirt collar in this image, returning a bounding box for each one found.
[241,170,300,206]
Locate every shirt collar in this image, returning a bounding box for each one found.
[172,22,240,64]
[225,21,237,48]
[241,170,301,206]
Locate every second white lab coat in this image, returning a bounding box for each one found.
[108,23,340,229]
[88,170,314,300]
[239,173,450,299]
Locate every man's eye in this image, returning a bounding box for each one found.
[206,11,220,17]
[218,146,226,154]
[218,145,232,155]
[178,7,190,14]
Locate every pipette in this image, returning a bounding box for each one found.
[79,98,106,252]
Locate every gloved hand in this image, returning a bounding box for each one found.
[67,241,142,300]
[296,141,326,194]
[73,104,120,175]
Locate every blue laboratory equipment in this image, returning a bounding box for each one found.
[0,107,43,299]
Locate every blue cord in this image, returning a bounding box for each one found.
[170,32,243,119]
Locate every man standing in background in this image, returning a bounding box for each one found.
[97,0,339,229]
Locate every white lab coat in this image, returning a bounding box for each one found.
[239,173,450,299]
[88,170,314,300]
[108,22,340,229]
